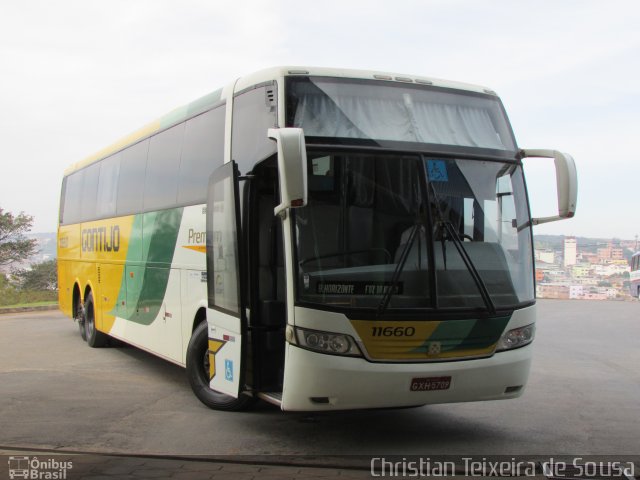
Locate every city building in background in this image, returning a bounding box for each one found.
[564,236,577,267]
[536,235,635,301]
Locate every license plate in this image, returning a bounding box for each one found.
[410,376,451,391]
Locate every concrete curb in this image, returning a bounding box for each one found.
[0,304,59,315]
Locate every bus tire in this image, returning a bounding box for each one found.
[76,301,87,342]
[84,292,109,348]
[186,321,254,411]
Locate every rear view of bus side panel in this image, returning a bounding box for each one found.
[57,223,82,318]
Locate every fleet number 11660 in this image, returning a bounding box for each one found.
[371,326,416,337]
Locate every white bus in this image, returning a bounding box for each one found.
[58,66,577,411]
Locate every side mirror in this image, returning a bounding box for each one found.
[268,128,308,217]
[521,149,577,226]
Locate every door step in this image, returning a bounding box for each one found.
[257,392,282,407]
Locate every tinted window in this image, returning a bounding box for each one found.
[232,85,277,175]
[144,124,184,211]
[117,140,149,216]
[62,170,84,224]
[286,76,516,152]
[178,106,225,205]
[80,162,100,221]
[59,177,67,224]
[96,153,121,218]
[207,162,241,315]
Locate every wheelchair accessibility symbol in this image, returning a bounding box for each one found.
[426,159,448,182]
[224,359,233,382]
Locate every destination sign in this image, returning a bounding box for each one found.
[316,282,403,295]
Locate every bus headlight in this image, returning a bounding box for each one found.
[290,326,362,357]
[496,323,535,351]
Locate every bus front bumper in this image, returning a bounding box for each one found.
[280,343,532,411]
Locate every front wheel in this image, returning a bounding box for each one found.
[186,321,254,411]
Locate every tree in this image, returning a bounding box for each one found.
[13,259,58,291]
[0,208,37,267]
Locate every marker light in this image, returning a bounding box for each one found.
[496,324,535,351]
[292,326,362,357]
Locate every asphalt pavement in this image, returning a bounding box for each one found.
[1,300,639,478]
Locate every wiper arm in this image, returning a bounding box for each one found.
[376,222,420,317]
[428,183,496,315]
[441,221,496,314]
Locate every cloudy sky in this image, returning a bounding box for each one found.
[1,0,638,239]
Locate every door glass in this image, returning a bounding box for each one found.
[207,162,242,316]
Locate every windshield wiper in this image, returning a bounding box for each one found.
[376,222,420,317]
[428,183,496,315]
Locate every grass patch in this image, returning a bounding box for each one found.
[0,301,58,310]
[0,289,57,307]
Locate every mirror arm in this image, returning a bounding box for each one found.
[520,148,577,226]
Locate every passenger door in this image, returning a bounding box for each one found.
[205,161,246,398]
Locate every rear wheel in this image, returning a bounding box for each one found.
[76,300,87,341]
[186,321,254,411]
[84,292,109,348]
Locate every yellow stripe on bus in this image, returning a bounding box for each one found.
[182,245,206,253]
[208,339,226,380]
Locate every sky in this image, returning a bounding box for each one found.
[1,0,639,239]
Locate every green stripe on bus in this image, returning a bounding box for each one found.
[111,208,184,325]
[411,316,510,354]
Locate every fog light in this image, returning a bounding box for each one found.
[496,324,535,351]
[504,385,523,394]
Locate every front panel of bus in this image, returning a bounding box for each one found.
[279,75,536,410]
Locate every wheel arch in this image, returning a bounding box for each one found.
[72,282,82,318]
[192,306,207,332]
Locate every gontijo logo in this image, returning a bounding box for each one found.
[7,456,73,479]
[81,225,120,253]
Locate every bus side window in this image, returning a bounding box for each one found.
[117,139,149,216]
[58,177,67,224]
[177,106,225,206]
[96,153,121,218]
[62,169,84,225]
[80,161,100,221]
[231,85,277,175]
[144,124,184,211]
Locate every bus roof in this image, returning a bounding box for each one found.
[63,66,496,176]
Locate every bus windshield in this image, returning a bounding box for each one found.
[294,153,534,312]
[286,76,516,153]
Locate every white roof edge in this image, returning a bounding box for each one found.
[63,67,498,177]
[233,66,496,95]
